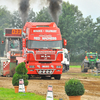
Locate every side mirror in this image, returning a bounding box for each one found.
[63,39,67,46]
[22,32,26,39]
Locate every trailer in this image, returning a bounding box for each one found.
[0,28,23,76]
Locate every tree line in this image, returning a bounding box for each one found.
[0,1,100,62]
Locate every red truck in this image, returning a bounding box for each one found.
[22,22,67,79]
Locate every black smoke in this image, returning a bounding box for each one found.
[47,0,62,25]
[19,0,30,26]
[18,0,62,25]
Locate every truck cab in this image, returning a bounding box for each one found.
[22,22,64,79]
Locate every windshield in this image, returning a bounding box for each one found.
[88,54,97,59]
[28,40,62,49]
[9,39,20,51]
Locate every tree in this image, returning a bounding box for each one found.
[58,2,83,52]
[94,17,100,53]
[0,6,12,56]
[11,8,36,28]
[11,11,22,28]
[76,16,96,52]
[35,7,52,22]
[27,8,36,22]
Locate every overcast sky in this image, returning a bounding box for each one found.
[66,0,100,21]
[0,0,100,22]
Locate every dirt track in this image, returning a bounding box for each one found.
[0,68,100,100]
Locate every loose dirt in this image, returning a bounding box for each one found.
[0,68,100,100]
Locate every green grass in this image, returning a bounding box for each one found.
[0,87,58,100]
[70,65,81,68]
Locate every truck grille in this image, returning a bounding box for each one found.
[36,54,56,61]
[36,69,55,75]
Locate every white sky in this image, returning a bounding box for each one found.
[0,0,100,22]
[66,0,100,21]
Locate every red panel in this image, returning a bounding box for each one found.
[56,53,63,61]
[29,28,61,41]
[3,62,10,76]
[29,54,35,61]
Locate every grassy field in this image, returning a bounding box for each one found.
[70,65,81,68]
[0,87,57,100]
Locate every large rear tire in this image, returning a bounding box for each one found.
[84,63,88,72]
[97,63,100,71]
[81,63,88,72]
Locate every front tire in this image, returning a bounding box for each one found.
[41,75,45,79]
[54,74,61,80]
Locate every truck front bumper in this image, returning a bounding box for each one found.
[26,62,63,75]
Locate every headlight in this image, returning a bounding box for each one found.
[29,66,35,68]
[56,66,61,68]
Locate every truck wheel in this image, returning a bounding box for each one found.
[41,75,45,79]
[54,74,61,80]
[63,65,66,72]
